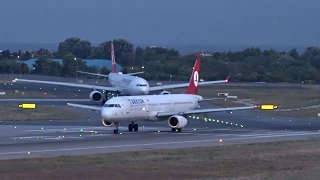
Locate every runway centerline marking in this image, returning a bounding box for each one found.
[0,131,319,155]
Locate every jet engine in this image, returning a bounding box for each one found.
[159,90,170,95]
[168,115,188,128]
[89,90,102,102]
[102,119,114,127]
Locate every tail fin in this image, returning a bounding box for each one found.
[111,41,117,73]
[185,58,201,95]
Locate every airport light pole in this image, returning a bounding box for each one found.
[17,56,21,78]
[74,57,77,82]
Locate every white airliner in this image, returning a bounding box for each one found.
[67,59,259,134]
[13,42,229,104]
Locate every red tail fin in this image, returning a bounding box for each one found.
[111,41,117,73]
[185,58,200,95]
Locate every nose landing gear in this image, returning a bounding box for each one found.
[113,122,120,134]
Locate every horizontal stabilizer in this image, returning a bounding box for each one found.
[149,78,229,92]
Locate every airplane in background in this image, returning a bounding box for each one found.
[13,42,230,104]
[67,58,259,134]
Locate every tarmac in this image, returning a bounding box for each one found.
[0,82,320,160]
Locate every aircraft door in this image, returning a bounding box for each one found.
[121,99,130,114]
[126,104,130,113]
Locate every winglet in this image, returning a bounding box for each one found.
[226,76,230,82]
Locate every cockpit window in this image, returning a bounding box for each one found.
[103,104,121,108]
[136,84,147,87]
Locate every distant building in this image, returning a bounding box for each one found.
[17,58,122,71]
[148,46,167,49]
[191,51,213,57]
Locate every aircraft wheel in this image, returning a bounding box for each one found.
[133,124,138,131]
[113,129,119,134]
[171,128,182,132]
[128,124,133,132]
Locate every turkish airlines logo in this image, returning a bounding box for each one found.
[193,71,199,87]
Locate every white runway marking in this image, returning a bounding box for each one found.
[1,131,319,155]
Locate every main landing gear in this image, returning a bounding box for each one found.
[112,122,138,135]
[128,122,138,132]
[171,128,182,132]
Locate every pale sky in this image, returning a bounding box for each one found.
[0,0,319,46]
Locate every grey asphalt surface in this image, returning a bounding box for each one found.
[0,82,319,160]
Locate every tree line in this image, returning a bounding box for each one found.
[0,37,320,83]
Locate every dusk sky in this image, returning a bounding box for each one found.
[0,0,319,46]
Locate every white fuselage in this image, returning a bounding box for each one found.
[108,73,149,95]
[101,94,203,122]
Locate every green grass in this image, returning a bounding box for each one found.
[1,139,320,180]
[0,104,86,121]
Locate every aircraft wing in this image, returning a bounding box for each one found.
[156,105,258,117]
[149,78,229,92]
[77,71,109,78]
[67,103,102,111]
[13,78,118,92]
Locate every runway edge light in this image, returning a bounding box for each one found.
[18,104,36,109]
[261,104,277,110]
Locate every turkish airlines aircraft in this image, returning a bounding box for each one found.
[13,42,229,104]
[67,59,259,134]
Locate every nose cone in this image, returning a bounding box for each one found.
[101,110,112,120]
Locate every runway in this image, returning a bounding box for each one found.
[1,108,320,160]
[1,81,320,160]
[0,124,319,160]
